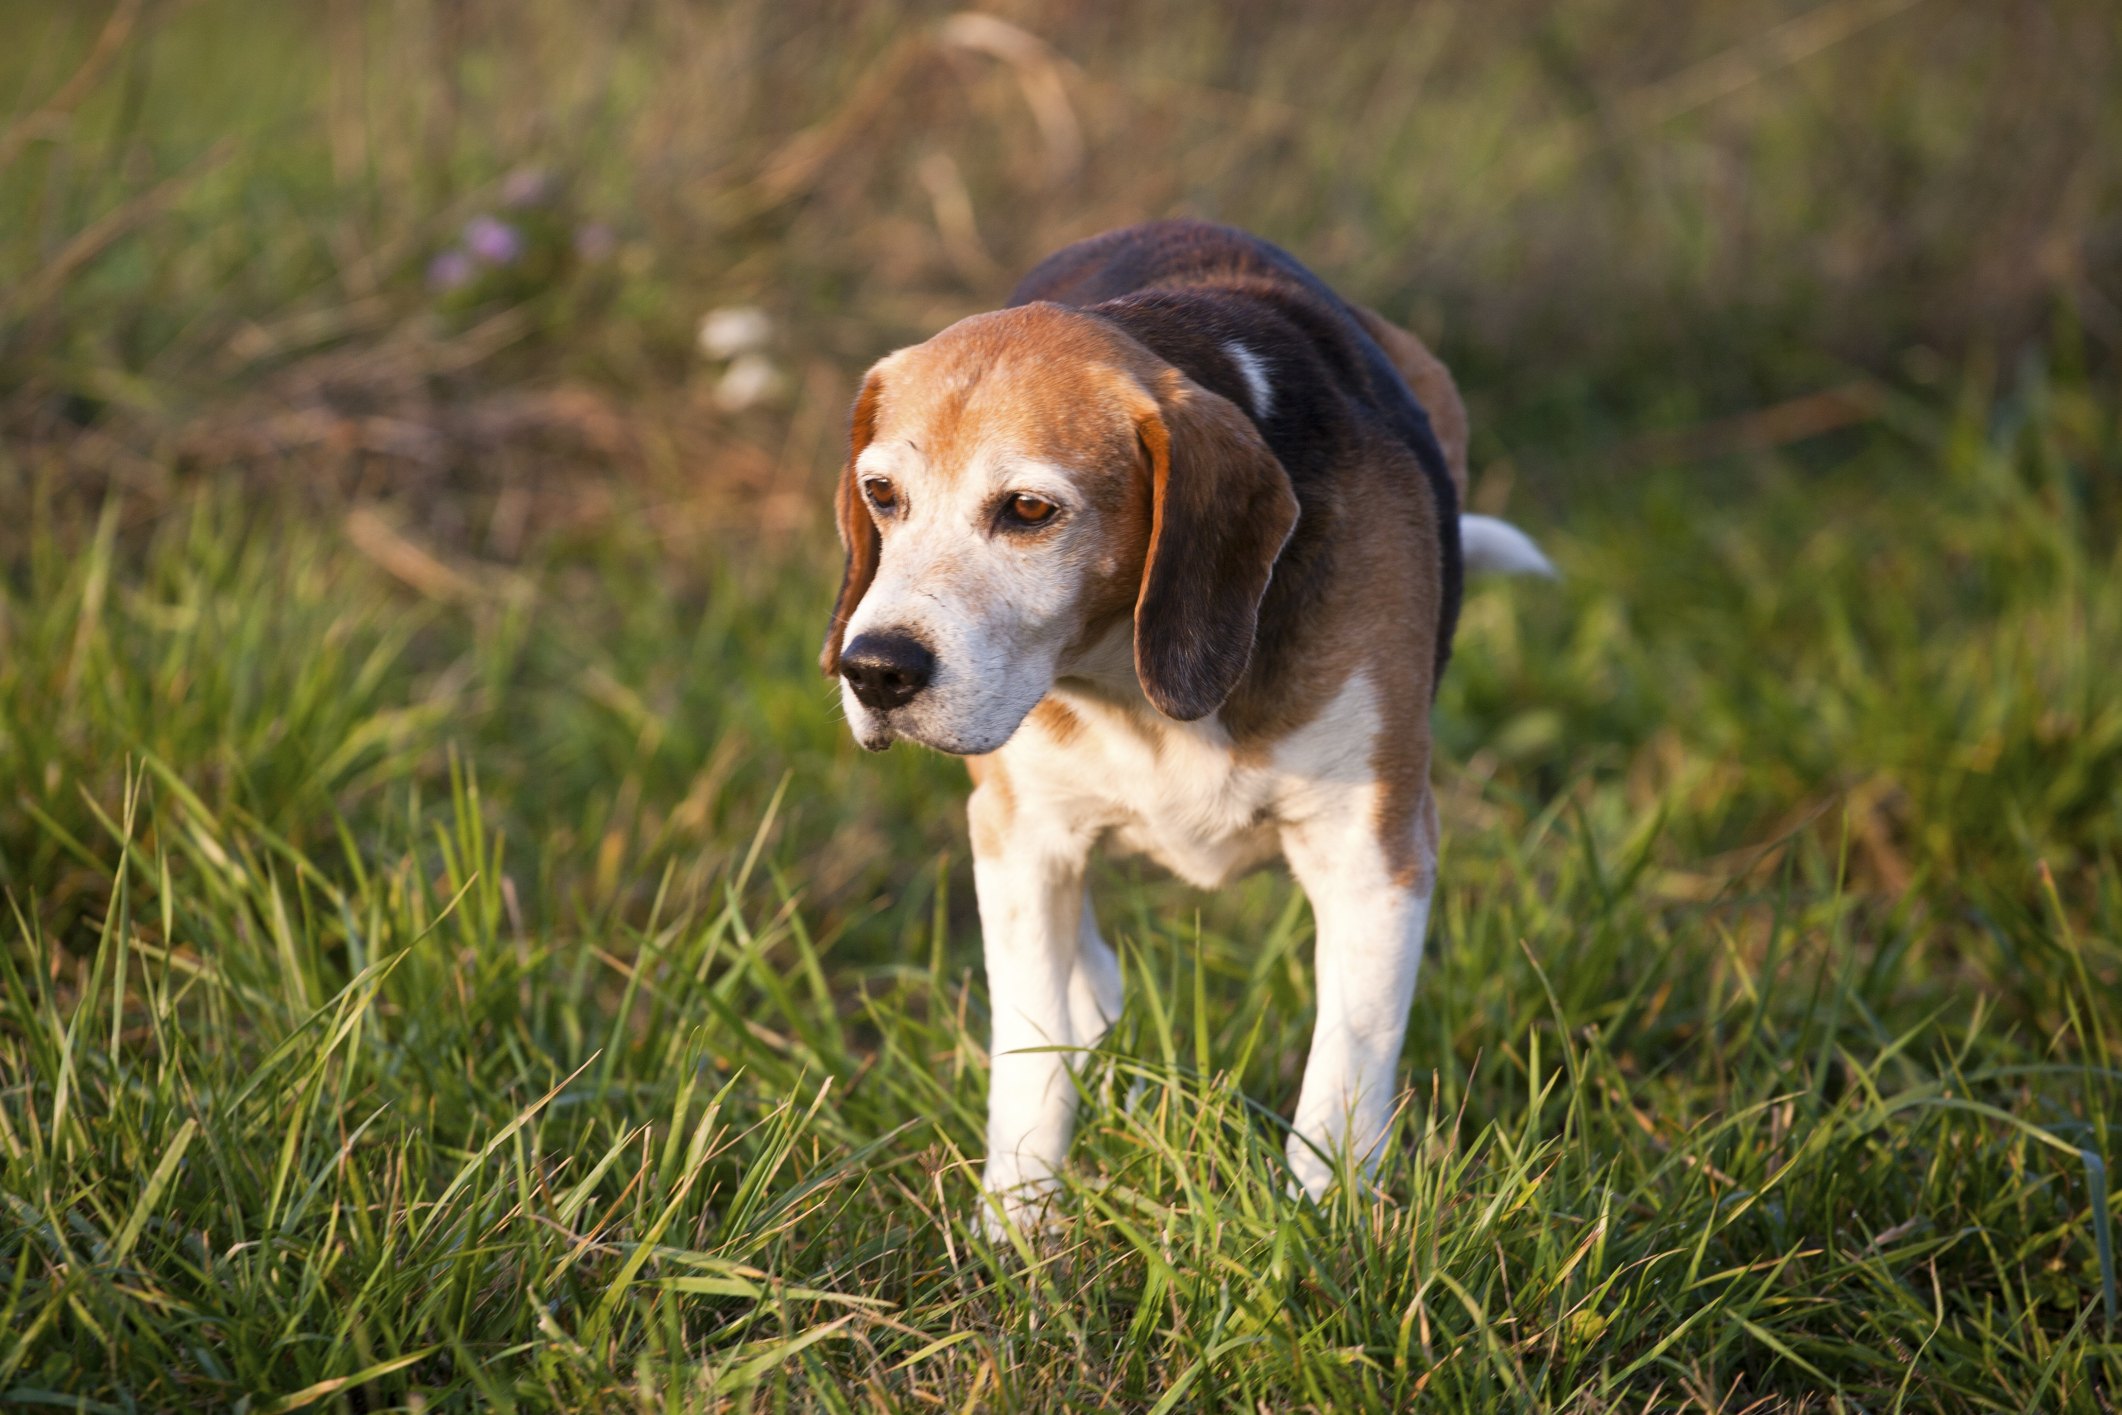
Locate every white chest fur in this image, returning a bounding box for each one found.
[996,669,1381,890]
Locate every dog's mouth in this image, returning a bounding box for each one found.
[853,719,899,753]
[866,721,997,757]
[852,703,1030,759]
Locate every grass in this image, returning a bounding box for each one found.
[3,1,2121,1409]
[4,360,2119,1409]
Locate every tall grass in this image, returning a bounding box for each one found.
[4,352,2119,1406]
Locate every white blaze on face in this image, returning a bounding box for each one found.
[839,438,1100,755]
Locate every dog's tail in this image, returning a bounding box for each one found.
[1460,514,1556,578]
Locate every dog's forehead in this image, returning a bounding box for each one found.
[866,306,1149,478]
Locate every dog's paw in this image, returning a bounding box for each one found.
[1285,1142,1336,1205]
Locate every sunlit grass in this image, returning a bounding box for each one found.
[3,356,2118,1409]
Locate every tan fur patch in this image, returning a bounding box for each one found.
[864,306,1151,490]
[1028,698,1085,746]
[966,751,1015,857]
[1350,303,1469,502]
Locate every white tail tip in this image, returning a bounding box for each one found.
[1460,514,1556,578]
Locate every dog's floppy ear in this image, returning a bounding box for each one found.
[1132,369,1299,721]
[820,367,887,676]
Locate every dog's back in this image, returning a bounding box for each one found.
[1009,218,1465,682]
[1005,216,1459,687]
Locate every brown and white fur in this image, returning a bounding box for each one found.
[819,220,1552,1237]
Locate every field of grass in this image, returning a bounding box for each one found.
[4,1,2121,1410]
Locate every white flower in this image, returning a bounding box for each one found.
[697,306,774,360]
[714,353,784,411]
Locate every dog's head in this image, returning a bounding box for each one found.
[821,302,1298,755]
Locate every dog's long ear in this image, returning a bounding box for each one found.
[1133,370,1300,721]
[820,368,887,676]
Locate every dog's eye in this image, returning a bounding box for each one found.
[1004,493,1058,526]
[863,477,898,512]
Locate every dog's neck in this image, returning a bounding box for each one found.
[1053,620,1143,702]
[1048,620,1245,754]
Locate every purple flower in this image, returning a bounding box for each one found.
[573,222,616,261]
[463,215,524,266]
[426,248,475,292]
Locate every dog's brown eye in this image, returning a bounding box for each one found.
[863,477,898,511]
[1007,494,1058,525]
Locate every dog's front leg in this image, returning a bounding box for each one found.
[969,780,1094,1239]
[1279,792,1437,1199]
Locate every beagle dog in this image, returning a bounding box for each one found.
[821,220,1551,1236]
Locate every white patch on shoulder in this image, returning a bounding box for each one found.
[1222,341,1273,421]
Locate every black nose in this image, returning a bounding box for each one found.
[840,632,936,711]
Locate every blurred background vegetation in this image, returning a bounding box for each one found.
[6,0,2119,500]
